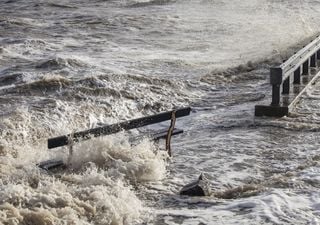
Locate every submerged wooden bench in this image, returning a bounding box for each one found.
[38,107,191,171]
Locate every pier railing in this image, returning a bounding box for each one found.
[255,35,320,117]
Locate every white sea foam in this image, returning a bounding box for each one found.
[0,126,168,224]
[0,169,145,225]
[0,95,170,224]
[69,135,169,182]
[157,189,320,225]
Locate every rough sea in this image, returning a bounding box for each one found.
[1,0,320,224]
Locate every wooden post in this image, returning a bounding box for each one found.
[271,84,281,106]
[282,77,290,94]
[302,59,309,75]
[310,54,317,67]
[270,67,283,106]
[293,67,301,84]
[166,111,176,157]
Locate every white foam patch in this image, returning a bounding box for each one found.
[0,105,169,225]
[299,166,320,186]
[0,107,174,223]
[0,132,168,225]
[0,166,145,225]
[157,189,320,225]
[70,135,168,182]
[0,39,60,61]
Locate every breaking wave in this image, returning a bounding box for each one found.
[0,119,169,225]
[36,57,87,70]
[200,34,319,86]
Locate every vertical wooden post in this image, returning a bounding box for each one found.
[271,85,281,106]
[282,77,290,94]
[293,67,301,84]
[270,67,283,106]
[310,54,316,67]
[302,59,309,75]
[166,111,176,157]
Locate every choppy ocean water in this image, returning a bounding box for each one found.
[1,0,320,224]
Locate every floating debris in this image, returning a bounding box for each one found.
[179,174,212,197]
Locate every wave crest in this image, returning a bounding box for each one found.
[36,57,86,70]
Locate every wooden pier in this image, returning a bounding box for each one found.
[255,35,320,117]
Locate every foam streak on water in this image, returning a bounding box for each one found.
[2,0,320,224]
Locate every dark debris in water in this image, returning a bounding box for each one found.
[47,3,77,9]
[180,174,212,197]
[0,73,23,86]
[127,0,176,8]
[180,174,263,199]
[37,159,66,172]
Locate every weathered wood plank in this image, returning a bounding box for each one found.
[37,159,65,171]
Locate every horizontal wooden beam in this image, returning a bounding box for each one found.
[37,159,65,171]
[152,128,183,140]
[255,105,289,117]
[48,107,191,149]
[130,128,183,144]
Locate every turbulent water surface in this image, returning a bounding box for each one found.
[1,0,320,224]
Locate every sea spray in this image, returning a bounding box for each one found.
[0,134,168,225]
[70,134,168,182]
